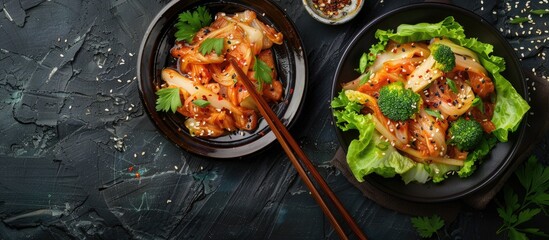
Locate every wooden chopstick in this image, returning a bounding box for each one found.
[229,59,367,240]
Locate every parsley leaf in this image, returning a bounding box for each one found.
[199,38,224,56]
[174,6,212,42]
[192,99,210,108]
[155,87,182,113]
[496,156,549,238]
[411,215,445,238]
[253,56,272,90]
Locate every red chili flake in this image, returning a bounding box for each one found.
[312,0,351,17]
[128,166,134,172]
[289,88,294,94]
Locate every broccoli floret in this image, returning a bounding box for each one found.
[448,118,484,151]
[430,44,456,72]
[378,82,421,121]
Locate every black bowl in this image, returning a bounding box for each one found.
[138,0,307,158]
[331,3,528,202]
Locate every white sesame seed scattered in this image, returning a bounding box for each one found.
[105,108,109,112]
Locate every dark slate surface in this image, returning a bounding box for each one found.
[0,0,548,239]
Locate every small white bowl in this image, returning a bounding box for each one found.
[302,0,364,25]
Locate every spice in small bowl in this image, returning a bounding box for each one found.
[313,0,351,17]
[302,0,363,25]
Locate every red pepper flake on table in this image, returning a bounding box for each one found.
[312,0,352,17]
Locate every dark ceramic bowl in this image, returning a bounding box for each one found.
[331,3,528,202]
[138,0,307,158]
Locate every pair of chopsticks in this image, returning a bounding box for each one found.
[229,59,367,240]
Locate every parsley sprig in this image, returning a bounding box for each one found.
[253,56,273,90]
[411,215,445,238]
[496,156,549,239]
[174,6,212,42]
[155,87,182,113]
[199,38,224,56]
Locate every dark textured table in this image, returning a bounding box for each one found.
[1,0,548,239]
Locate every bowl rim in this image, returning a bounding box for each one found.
[330,2,528,202]
[137,0,308,158]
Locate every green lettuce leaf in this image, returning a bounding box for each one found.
[332,91,416,182]
[378,16,464,44]
[458,135,498,177]
[401,164,430,184]
[334,107,417,182]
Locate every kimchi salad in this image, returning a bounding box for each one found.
[331,17,530,184]
[155,6,284,138]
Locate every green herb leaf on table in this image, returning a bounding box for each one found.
[509,17,530,24]
[411,215,445,238]
[156,87,182,113]
[496,155,549,239]
[253,57,272,90]
[174,6,212,42]
[192,99,210,108]
[199,38,224,56]
[530,9,549,15]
